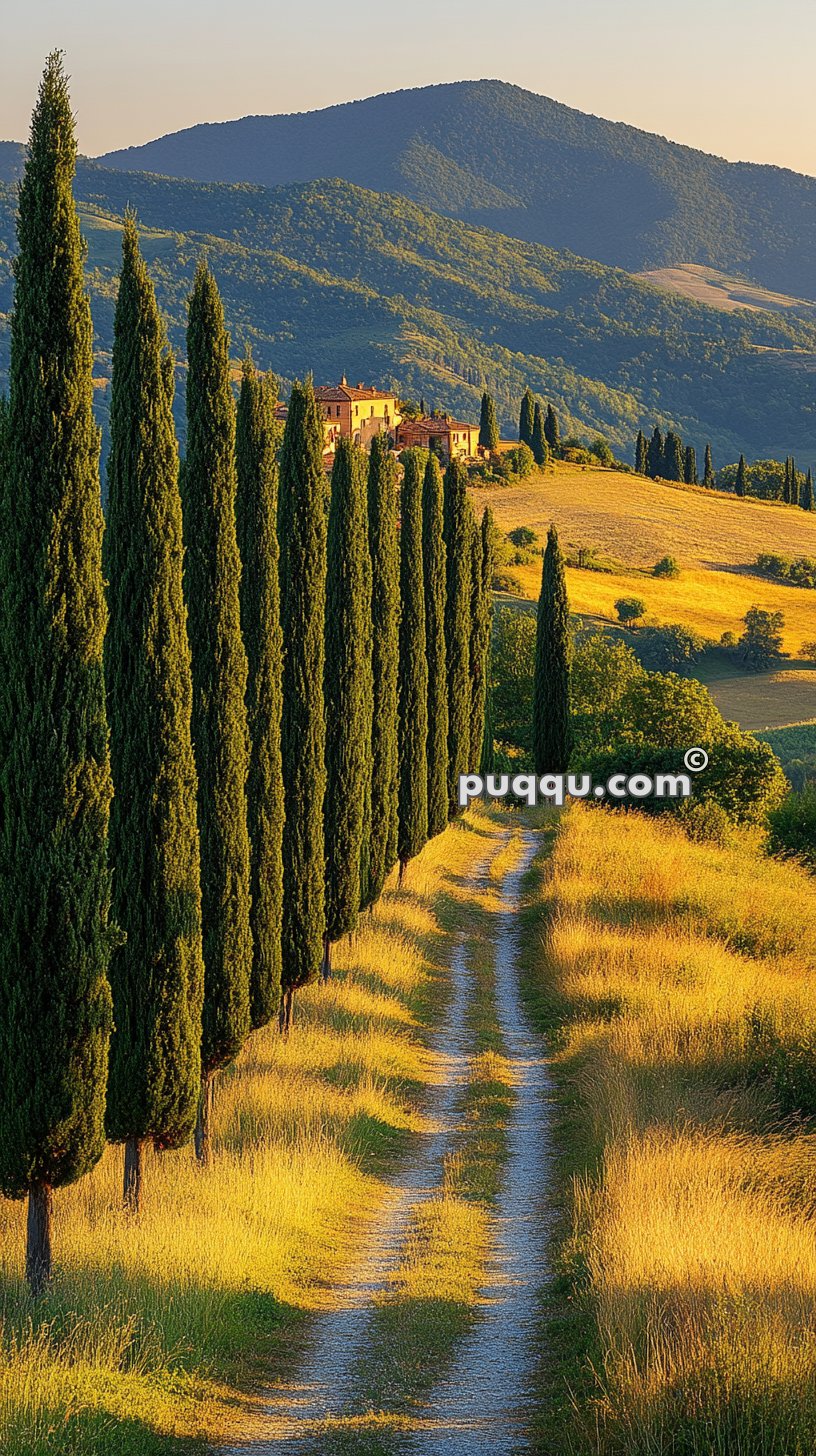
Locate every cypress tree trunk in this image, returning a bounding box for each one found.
[423,453,449,839]
[398,450,429,874]
[194,1072,215,1166]
[0,54,115,1295]
[183,264,252,1155]
[324,437,371,955]
[235,357,284,1029]
[532,525,574,775]
[123,1137,144,1215]
[104,216,205,1202]
[443,459,472,817]
[362,436,400,906]
[470,507,495,771]
[279,380,328,1006]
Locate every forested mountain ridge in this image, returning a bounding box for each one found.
[95,79,816,301]
[1,160,816,459]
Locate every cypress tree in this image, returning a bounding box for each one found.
[104,216,204,1213]
[531,402,549,468]
[183,263,252,1161]
[481,676,496,775]
[479,390,500,451]
[647,426,664,479]
[783,457,792,504]
[663,430,685,482]
[235,357,284,1030]
[443,458,473,815]
[397,450,429,875]
[470,507,495,771]
[734,454,747,498]
[684,444,698,485]
[423,452,449,839]
[0,55,115,1292]
[363,434,400,906]
[791,457,800,507]
[278,380,328,1029]
[544,402,561,456]
[532,525,574,775]
[323,437,371,974]
[802,468,814,511]
[635,430,648,475]
[519,389,535,448]
[703,443,715,487]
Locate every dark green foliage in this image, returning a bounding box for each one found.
[768,786,816,869]
[363,435,400,903]
[104,215,204,1165]
[782,457,791,504]
[544,403,560,456]
[531,402,549,467]
[235,357,284,1029]
[647,427,664,479]
[663,430,684,482]
[703,443,715,487]
[479,390,500,450]
[519,388,535,448]
[324,437,371,943]
[183,263,252,1077]
[684,444,698,485]
[532,526,574,774]
[802,468,814,511]
[397,450,429,866]
[0,57,115,1238]
[470,507,495,771]
[734,453,747,497]
[790,456,800,506]
[278,379,327,998]
[739,606,785,671]
[443,458,473,814]
[422,452,449,839]
[635,430,647,474]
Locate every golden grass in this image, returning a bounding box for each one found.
[0,810,505,1455]
[526,805,816,1452]
[633,263,816,315]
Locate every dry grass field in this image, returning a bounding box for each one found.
[523,805,816,1454]
[634,263,816,315]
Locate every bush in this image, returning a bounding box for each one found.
[503,442,535,478]
[508,525,538,550]
[637,623,707,672]
[803,640,816,660]
[615,596,646,626]
[756,552,816,589]
[562,446,593,465]
[491,605,537,752]
[768,786,816,869]
[589,436,615,466]
[492,568,523,594]
[720,630,739,650]
[676,798,734,846]
[579,733,786,826]
[653,554,680,578]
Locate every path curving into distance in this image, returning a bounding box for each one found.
[222,830,551,1456]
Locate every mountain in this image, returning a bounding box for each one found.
[2,161,816,461]
[97,80,816,302]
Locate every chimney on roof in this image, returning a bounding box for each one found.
[340,374,347,386]
[357,381,364,389]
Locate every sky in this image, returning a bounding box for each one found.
[2,0,815,175]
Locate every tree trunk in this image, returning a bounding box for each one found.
[280,987,294,1034]
[398,856,407,888]
[123,1136,144,1214]
[321,933,332,984]
[26,1183,52,1297]
[194,1072,214,1166]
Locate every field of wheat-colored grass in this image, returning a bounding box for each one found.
[524,805,816,1453]
[0,811,503,1455]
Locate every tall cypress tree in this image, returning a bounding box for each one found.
[544,403,561,456]
[104,217,204,1212]
[183,263,252,1161]
[363,434,400,906]
[790,456,800,506]
[278,380,327,1029]
[783,457,792,504]
[734,454,747,498]
[423,452,449,839]
[519,389,535,448]
[470,507,495,771]
[443,458,472,815]
[663,431,685,482]
[531,402,549,467]
[235,357,284,1030]
[397,449,429,876]
[479,390,500,451]
[635,430,648,474]
[647,426,664,479]
[703,443,715,488]
[323,437,371,973]
[684,444,698,485]
[532,525,574,775]
[802,468,814,511]
[0,55,115,1292]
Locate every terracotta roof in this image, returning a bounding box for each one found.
[314,380,397,404]
[400,416,477,435]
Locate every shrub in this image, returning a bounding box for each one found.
[615,596,646,626]
[768,786,816,869]
[720,630,739,650]
[508,525,538,550]
[653,554,680,578]
[676,798,734,846]
[503,442,535,478]
[638,623,708,672]
[803,640,816,660]
[589,436,615,466]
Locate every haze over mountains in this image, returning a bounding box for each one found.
[96,80,816,302]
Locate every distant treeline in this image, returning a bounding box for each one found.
[634,427,815,509]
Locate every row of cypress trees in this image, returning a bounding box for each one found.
[519,388,561,465]
[635,426,713,487]
[0,55,496,1294]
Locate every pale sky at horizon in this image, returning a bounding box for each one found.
[2,0,815,176]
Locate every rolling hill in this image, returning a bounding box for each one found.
[95,80,816,302]
[3,162,816,460]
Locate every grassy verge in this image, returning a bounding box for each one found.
[520,803,816,1454]
[0,809,504,1455]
